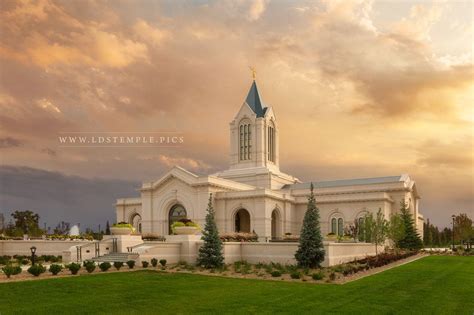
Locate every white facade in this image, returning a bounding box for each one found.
[116,80,424,241]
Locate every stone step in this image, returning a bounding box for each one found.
[91,252,138,263]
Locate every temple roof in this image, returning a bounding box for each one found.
[283,175,407,189]
[245,80,266,117]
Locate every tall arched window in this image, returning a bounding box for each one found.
[168,204,187,234]
[267,123,275,162]
[330,215,344,236]
[331,218,337,234]
[239,121,251,161]
[338,218,344,236]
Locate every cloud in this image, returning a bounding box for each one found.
[416,137,473,169]
[0,137,23,149]
[0,165,140,229]
[248,0,270,21]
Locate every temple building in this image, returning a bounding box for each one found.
[116,80,424,241]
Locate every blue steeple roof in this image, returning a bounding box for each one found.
[245,80,266,117]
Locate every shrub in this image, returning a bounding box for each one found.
[329,272,336,281]
[21,259,29,265]
[114,262,124,270]
[49,264,63,275]
[312,271,324,280]
[290,271,301,279]
[85,261,96,273]
[151,258,158,267]
[12,265,22,275]
[67,263,81,275]
[2,265,17,278]
[28,264,46,277]
[271,270,282,277]
[159,259,167,267]
[126,260,136,269]
[0,255,12,265]
[142,261,149,268]
[99,262,111,272]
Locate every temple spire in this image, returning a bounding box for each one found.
[244,80,265,117]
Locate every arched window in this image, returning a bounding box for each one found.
[239,121,251,161]
[169,204,187,234]
[330,215,344,236]
[331,218,337,234]
[338,218,344,236]
[267,124,275,162]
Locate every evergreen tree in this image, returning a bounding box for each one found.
[105,221,111,235]
[295,183,325,268]
[197,194,224,268]
[397,202,423,250]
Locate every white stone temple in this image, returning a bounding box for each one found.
[116,80,424,241]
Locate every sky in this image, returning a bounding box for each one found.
[0,0,472,230]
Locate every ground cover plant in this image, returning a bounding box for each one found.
[0,256,472,314]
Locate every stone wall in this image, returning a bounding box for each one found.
[0,240,92,257]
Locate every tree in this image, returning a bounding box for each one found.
[53,221,70,235]
[105,221,111,235]
[388,212,405,248]
[454,213,473,246]
[9,210,43,237]
[197,194,224,269]
[397,202,423,250]
[364,209,388,254]
[295,183,325,268]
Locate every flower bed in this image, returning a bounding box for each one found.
[219,232,258,242]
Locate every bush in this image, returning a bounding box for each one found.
[142,261,149,268]
[67,263,81,275]
[85,261,96,273]
[0,255,12,265]
[49,264,63,275]
[151,258,158,267]
[28,264,46,277]
[271,270,282,277]
[290,271,301,279]
[2,265,21,278]
[159,259,167,267]
[312,271,324,280]
[114,262,124,270]
[99,262,112,272]
[12,265,22,275]
[126,260,135,269]
[329,272,336,281]
[21,259,29,265]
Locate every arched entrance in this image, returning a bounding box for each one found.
[169,204,187,234]
[271,209,281,239]
[235,209,250,233]
[130,213,142,233]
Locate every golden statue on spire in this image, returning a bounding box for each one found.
[249,66,256,80]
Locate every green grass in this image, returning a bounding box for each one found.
[0,256,472,314]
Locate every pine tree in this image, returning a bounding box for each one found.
[197,194,224,268]
[105,221,111,235]
[295,183,325,268]
[397,202,423,250]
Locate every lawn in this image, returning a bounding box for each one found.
[0,256,472,315]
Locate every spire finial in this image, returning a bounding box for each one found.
[249,66,256,80]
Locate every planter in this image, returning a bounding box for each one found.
[110,227,132,235]
[174,226,199,235]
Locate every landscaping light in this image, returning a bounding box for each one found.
[30,246,37,265]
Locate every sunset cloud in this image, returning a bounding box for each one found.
[0,0,472,227]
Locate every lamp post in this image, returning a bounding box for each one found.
[30,246,37,265]
[451,215,456,250]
